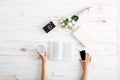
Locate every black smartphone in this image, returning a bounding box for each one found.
[80,50,86,60]
[43,21,56,33]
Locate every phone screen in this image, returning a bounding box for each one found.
[80,50,86,60]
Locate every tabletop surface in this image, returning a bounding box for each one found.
[0,0,120,80]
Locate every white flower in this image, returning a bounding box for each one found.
[68,17,72,21]
[61,23,65,26]
[65,25,69,28]
[68,22,73,27]
[72,20,76,24]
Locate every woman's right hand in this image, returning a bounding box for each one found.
[80,53,91,71]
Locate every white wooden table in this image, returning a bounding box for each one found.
[0,0,120,80]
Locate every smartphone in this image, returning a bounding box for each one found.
[43,21,56,33]
[80,50,86,60]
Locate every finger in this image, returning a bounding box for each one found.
[44,52,47,57]
[80,59,82,62]
[81,60,85,63]
[80,60,86,65]
[89,56,92,63]
[35,48,39,54]
[85,53,87,60]
[38,54,42,59]
[35,49,44,56]
[85,53,89,62]
[80,60,85,68]
[37,52,43,58]
[80,60,84,66]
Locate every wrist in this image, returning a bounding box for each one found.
[42,60,47,65]
[41,59,47,62]
[83,68,88,73]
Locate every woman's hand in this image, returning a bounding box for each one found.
[80,53,91,80]
[80,53,91,71]
[38,52,47,63]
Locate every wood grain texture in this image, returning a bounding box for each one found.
[0,0,119,80]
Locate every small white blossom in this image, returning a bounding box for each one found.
[68,22,73,27]
[65,25,69,28]
[61,23,65,26]
[72,20,76,24]
[68,17,72,21]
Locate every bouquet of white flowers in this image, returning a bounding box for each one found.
[60,15,79,30]
[60,7,91,30]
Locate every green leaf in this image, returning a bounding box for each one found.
[71,15,79,22]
